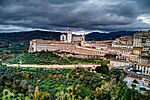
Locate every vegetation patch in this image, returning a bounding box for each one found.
[0,66,149,100]
[5,52,105,65]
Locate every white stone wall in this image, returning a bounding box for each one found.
[110,60,130,68]
[136,65,150,75]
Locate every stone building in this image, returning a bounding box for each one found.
[60,27,85,43]
[132,47,143,55]
[129,54,139,63]
[28,28,106,56]
[116,36,133,45]
[132,31,150,64]
[112,36,133,49]
[138,55,150,64]
[28,39,105,56]
[133,31,150,53]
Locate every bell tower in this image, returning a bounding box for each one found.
[67,27,72,43]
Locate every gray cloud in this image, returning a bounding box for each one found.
[0,0,150,32]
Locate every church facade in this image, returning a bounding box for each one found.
[60,27,85,43]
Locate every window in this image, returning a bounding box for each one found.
[142,39,146,43]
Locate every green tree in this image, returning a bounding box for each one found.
[95,64,109,74]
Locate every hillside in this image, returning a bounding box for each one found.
[0,30,138,42]
[0,30,62,41]
[86,31,137,41]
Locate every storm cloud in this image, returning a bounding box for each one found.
[0,0,150,32]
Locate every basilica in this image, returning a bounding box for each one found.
[28,28,105,56]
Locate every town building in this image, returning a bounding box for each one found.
[112,36,133,49]
[138,55,150,64]
[133,31,150,54]
[129,54,139,63]
[132,47,143,55]
[132,31,150,64]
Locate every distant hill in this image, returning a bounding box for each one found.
[0,30,138,42]
[0,30,62,41]
[86,31,137,41]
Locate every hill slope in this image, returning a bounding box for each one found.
[0,30,62,41]
[86,31,137,41]
[5,52,102,65]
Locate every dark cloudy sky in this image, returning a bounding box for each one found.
[0,0,150,33]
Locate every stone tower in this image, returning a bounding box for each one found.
[82,33,85,42]
[67,27,72,43]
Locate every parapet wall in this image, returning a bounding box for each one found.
[4,64,100,70]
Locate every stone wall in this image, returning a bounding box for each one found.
[28,40,106,56]
[4,64,100,70]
